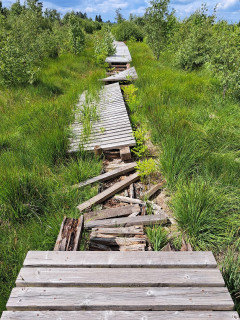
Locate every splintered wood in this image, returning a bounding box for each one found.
[54,216,84,251]
[89,225,147,251]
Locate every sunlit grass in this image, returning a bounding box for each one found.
[0,47,104,313]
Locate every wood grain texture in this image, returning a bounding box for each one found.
[2,311,239,320]
[71,163,136,190]
[84,204,140,222]
[90,226,144,236]
[77,173,139,212]
[105,41,132,63]
[100,67,138,83]
[69,82,135,153]
[23,251,218,268]
[16,267,225,287]
[7,287,234,311]
[85,213,168,229]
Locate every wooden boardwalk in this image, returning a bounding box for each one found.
[100,67,138,83]
[2,251,239,319]
[69,82,136,152]
[105,41,132,64]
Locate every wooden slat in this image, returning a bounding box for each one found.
[144,182,165,199]
[77,173,139,212]
[100,67,138,83]
[91,226,144,236]
[16,267,225,287]
[6,287,234,311]
[69,82,136,153]
[85,213,168,229]
[84,204,140,221]
[2,311,239,320]
[54,216,84,251]
[71,163,136,190]
[23,251,218,268]
[90,237,146,247]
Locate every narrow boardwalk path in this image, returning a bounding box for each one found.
[2,251,238,319]
[2,41,239,320]
[69,82,136,152]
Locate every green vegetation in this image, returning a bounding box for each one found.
[146,226,168,251]
[0,42,105,314]
[112,21,144,42]
[128,40,240,312]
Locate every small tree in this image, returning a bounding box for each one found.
[144,0,175,60]
[115,8,124,24]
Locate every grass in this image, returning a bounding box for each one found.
[0,44,105,313]
[128,41,240,311]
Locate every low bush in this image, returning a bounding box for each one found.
[112,21,144,42]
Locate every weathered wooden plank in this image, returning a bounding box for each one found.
[24,251,218,268]
[119,244,146,251]
[7,287,234,311]
[100,67,138,83]
[2,311,239,320]
[69,82,136,153]
[120,147,131,161]
[77,173,139,212]
[90,237,146,247]
[91,226,144,236]
[144,182,165,199]
[71,163,136,190]
[54,216,84,251]
[114,195,145,205]
[16,267,225,287]
[106,41,132,64]
[85,213,168,229]
[84,204,140,221]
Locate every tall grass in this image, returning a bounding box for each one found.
[0,45,104,313]
[128,41,240,311]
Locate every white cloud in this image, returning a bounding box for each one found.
[218,0,239,9]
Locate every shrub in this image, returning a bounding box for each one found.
[136,158,157,182]
[175,5,215,70]
[68,14,85,55]
[94,26,115,65]
[112,21,144,42]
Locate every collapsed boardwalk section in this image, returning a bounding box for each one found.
[69,82,136,152]
[2,251,239,319]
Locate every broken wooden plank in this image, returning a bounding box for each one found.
[2,311,239,320]
[91,226,144,236]
[114,195,145,205]
[71,162,136,190]
[129,183,134,199]
[85,213,168,229]
[120,146,131,161]
[84,204,140,222]
[120,244,146,251]
[77,173,139,212]
[7,286,234,311]
[144,182,165,199]
[90,237,146,247]
[54,216,84,251]
[89,242,112,251]
[23,251,218,268]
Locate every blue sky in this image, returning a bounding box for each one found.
[2,0,240,22]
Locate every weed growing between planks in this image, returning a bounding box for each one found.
[128,41,240,311]
[0,45,104,314]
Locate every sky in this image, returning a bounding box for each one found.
[2,0,240,23]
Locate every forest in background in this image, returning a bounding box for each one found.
[0,0,239,315]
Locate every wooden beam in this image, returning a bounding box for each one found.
[120,146,131,161]
[114,195,145,205]
[7,287,234,311]
[85,213,168,229]
[77,173,139,212]
[2,311,239,320]
[84,204,140,222]
[16,267,224,287]
[54,216,84,251]
[144,182,165,199]
[23,251,218,268]
[90,226,144,236]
